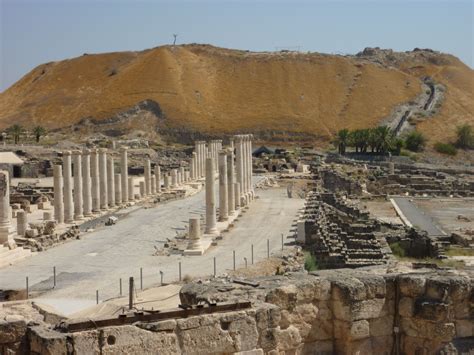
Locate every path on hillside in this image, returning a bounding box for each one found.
[0,186,304,314]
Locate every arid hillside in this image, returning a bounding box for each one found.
[0,44,472,143]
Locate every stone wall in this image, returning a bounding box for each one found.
[15,270,473,354]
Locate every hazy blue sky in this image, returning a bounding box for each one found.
[1,0,473,91]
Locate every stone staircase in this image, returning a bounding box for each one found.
[0,245,33,269]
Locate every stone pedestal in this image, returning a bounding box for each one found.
[90,149,101,213]
[184,218,204,255]
[388,162,395,175]
[115,174,122,204]
[120,147,128,203]
[205,157,218,234]
[218,150,228,221]
[144,159,151,196]
[82,149,92,217]
[63,151,74,223]
[155,166,161,193]
[0,170,16,247]
[72,151,84,220]
[227,148,235,215]
[128,177,135,201]
[16,210,27,237]
[107,158,115,207]
[99,148,108,210]
[43,211,52,221]
[53,165,64,224]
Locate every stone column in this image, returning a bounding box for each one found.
[388,162,395,175]
[194,142,201,178]
[227,148,235,215]
[99,148,108,210]
[205,157,218,234]
[248,134,254,198]
[171,169,177,188]
[164,174,170,190]
[144,159,151,196]
[176,171,181,187]
[0,170,15,246]
[120,147,128,203]
[115,174,122,204]
[82,149,92,217]
[63,151,74,223]
[155,165,161,193]
[190,152,197,180]
[200,142,206,178]
[90,149,101,213]
[107,157,115,207]
[234,182,241,210]
[151,175,156,194]
[139,181,145,198]
[180,167,185,184]
[72,151,84,220]
[235,135,245,206]
[184,218,204,255]
[16,210,27,237]
[242,135,248,200]
[218,150,228,221]
[53,165,64,224]
[128,177,135,201]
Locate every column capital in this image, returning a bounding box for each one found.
[63,150,72,156]
[82,148,91,155]
[71,150,82,156]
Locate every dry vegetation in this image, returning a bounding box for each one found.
[0,44,472,144]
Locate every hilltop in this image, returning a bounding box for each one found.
[0,44,472,144]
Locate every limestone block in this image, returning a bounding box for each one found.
[179,323,236,354]
[454,300,471,319]
[350,320,370,340]
[355,274,386,299]
[25,229,38,238]
[455,319,474,337]
[398,274,426,297]
[399,297,414,317]
[331,276,367,302]
[265,284,298,311]
[26,204,38,213]
[255,305,281,331]
[400,317,455,342]
[369,316,394,337]
[447,276,472,301]
[265,325,302,352]
[0,317,27,344]
[137,319,177,332]
[28,326,68,355]
[414,300,449,322]
[298,275,332,301]
[426,277,451,301]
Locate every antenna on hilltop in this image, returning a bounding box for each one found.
[172,34,178,46]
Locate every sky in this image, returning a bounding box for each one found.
[1,0,473,91]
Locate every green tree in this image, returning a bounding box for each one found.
[375,126,395,154]
[368,128,379,153]
[32,126,47,143]
[334,129,350,155]
[405,131,426,152]
[350,129,370,153]
[455,124,473,149]
[7,124,25,144]
[391,138,404,156]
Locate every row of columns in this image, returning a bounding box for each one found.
[54,148,131,224]
[202,135,253,237]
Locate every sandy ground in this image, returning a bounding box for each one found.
[361,199,403,225]
[0,186,304,315]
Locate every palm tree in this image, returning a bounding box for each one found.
[335,129,350,155]
[7,124,25,144]
[32,126,47,143]
[376,126,395,154]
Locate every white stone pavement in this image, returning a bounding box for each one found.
[0,184,303,315]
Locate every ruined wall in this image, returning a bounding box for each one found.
[18,270,473,354]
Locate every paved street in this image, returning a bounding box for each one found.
[392,197,446,236]
[0,185,303,314]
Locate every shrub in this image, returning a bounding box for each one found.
[304,252,319,271]
[405,131,426,152]
[455,124,473,149]
[389,242,406,258]
[434,142,457,156]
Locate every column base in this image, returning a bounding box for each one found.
[205,227,219,235]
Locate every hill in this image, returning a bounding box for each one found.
[0,44,472,143]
